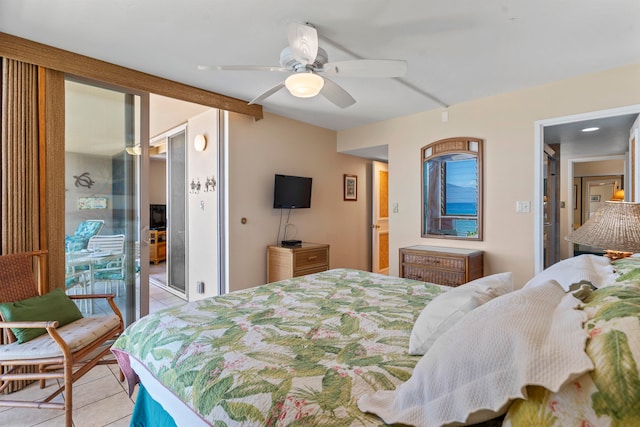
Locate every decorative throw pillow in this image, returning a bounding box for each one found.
[0,288,84,343]
[524,254,615,290]
[408,272,513,355]
[502,284,640,426]
[359,280,593,427]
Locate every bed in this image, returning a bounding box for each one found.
[112,259,640,426]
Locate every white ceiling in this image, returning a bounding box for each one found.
[544,114,638,155]
[2,0,639,132]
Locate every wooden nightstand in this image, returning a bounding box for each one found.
[399,245,483,287]
[267,243,330,282]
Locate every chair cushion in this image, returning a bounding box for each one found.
[0,315,121,360]
[65,235,90,252]
[94,271,124,280]
[0,289,83,343]
[75,220,103,238]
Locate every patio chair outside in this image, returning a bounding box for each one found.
[88,235,126,296]
[0,251,124,427]
[64,219,104,252]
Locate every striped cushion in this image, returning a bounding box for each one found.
[0,315,120,360]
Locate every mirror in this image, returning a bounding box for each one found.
[422,137,483,240]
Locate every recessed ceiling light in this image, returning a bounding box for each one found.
[582,127,600,132]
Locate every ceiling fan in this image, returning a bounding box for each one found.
[198,22,408,108]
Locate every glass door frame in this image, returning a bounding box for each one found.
[64,75,151,323]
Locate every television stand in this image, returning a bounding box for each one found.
[149,230,166,264]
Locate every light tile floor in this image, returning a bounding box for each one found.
[0,267,187,427]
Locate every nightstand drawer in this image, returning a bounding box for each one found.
[402,266,465,287]
[295,248,329,270]
[401,252,465,272]
[293,265,329,278]
[267,243,330,283]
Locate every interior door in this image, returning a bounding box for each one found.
[372,161,389,274]
[543,150,559,268]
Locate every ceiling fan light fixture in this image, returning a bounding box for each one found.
[285,72,324,98]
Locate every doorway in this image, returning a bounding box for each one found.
[372,161,389,274]
[534,105,640,273]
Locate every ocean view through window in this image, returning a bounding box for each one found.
[422,137,483,240]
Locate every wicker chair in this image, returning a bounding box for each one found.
[0,251,124,427]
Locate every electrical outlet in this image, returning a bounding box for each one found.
[197,281,205,293]
[393,203,399,213]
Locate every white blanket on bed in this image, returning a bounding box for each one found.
[358,280,594,427]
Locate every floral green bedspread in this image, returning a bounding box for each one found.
[112,268,443,426]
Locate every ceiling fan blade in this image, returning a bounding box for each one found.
[321,59,408,78]
[248,81,286,105]
[198,65,288,72]
[320,77,356,108]
[287,22,318,65]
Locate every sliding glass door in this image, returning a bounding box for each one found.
[64,78,149,325]
[149,125,187,297]
[167,129,187,294]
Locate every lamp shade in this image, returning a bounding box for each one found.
[285,73,324,98]
[565,201,640,253]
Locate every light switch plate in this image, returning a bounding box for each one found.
[516,201,531,213]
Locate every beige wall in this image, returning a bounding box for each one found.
[187,110,220,299]
[149,158,167,205]
[227,112,371,291]
[337,63,640,288]
[573,159,625,177]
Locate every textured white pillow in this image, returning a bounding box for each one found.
[358,280,593,427]
[524,254,615,290]
[408,272,513,355]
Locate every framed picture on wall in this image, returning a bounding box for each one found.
[344,174,357,201]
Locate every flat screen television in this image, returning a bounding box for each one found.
[273,174,312,209]
[150,204,166,229]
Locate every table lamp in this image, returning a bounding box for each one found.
[565,201,640,260]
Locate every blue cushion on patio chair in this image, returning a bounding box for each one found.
[65,220,104,252]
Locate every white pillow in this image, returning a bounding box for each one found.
[524,254,615,290]
[408,272,513,355]
[358,280,593,427]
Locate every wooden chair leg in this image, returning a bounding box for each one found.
[39,364,46,389]
[64,359,73,427]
